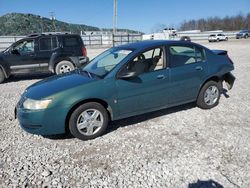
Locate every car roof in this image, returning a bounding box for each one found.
[117,40,203,50]
[24,33,80,40]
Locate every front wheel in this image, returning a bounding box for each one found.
[69,102,109,141]
[55,60,75,74]
[197,81,221,109]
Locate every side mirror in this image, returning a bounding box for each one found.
[11,49,20,55]
[118,70,138,79]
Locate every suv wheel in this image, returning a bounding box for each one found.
[69,102,109,141]
[55,60,75,74]
[197,81,221,109]
[0,69,6,84]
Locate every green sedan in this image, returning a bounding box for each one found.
[16,40,235,141]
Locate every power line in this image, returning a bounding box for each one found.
[49,12,56,32]
[113,0,117,34]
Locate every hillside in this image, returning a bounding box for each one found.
[0,13,142,35]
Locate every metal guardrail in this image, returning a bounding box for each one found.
[0,31,239,51]
[0,34,143,51]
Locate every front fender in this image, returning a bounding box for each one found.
[0,62,10,78]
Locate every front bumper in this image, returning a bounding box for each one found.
[15,105,69,135]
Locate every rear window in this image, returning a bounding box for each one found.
[210,35,216,37]
[39,37,58,51]
[63,37,80,47]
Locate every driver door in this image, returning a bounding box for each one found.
[6,39,37,74]
[115,47,170,117]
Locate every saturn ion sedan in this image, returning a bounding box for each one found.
[15,40,235,141]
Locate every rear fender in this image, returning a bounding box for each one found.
[223,72,235,90]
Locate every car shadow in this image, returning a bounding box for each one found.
[188,179,224,188]
[5,73,53,83]
[221,88,230,98]
[107,102,196,133]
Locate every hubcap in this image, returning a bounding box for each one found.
[76,109,104,136]
[204,86,219,106]
[59,64,72,74]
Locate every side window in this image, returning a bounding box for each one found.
[195,47,206,62]
[13,40,34,53]
[124,47,164,75]
[63,37,79,47]
[169,45,205,68]
[39,37,58,51]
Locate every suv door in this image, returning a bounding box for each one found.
[115,47,170,116]
[6,39,37,73]
[167,44,207,105]
[36,36,58,70]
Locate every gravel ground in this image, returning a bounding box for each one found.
[0,39,250,188]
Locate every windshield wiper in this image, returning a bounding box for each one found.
[81,70,92,78]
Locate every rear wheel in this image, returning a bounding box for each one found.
[197,81,221,109]
[0,69,6,84]
[55,60,75,74]
[69,102,109,141]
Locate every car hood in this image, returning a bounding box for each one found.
[25,70,97,99]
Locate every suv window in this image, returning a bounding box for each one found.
[169,45,205,67]
[39,37,58,51]
[13,40,34,54]
[63,37,79,47]
[125,47,164,75]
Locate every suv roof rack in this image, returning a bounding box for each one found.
[27,32,72,37]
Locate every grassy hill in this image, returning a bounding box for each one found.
[0,13,142,36]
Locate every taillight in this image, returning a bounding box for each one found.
[82,47,87,57]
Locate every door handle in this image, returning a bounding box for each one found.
[195,66,203,71]
[157,75,165,79]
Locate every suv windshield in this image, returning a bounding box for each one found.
[83,48,133,78]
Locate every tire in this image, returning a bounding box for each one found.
[55,60,75,74]
[225,37,228,41]
[0,68,6,84]
[197,81,221,109]
[217,38,220,42]
[69,102,109,141]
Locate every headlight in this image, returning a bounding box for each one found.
[23,98,52,110]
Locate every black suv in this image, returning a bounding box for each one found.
[0,33,87,83]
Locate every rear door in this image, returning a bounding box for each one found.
[167,44,207,105]
[36,36,59,69]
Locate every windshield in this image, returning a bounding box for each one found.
[83,48,133,78]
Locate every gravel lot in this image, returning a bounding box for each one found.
[0,39,250,187]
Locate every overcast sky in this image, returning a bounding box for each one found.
[0,0,249,33]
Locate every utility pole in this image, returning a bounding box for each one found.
[113,0,117,34]
[49,12,56,32]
